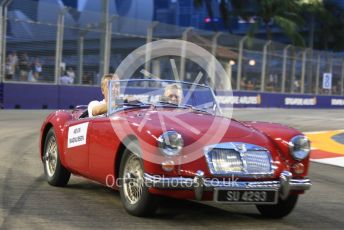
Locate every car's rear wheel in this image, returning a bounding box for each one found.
[256,194,298,218]
[43,128,70,186]
[119,144,159,216]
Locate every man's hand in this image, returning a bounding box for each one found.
[92,102,107,116]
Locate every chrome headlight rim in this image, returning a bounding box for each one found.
[158,131,184,157]
[289,135,311,161]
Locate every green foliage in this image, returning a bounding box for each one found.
[273,16,304,46]
[193,0,344,50]
[193,0,305,45]
[252,0,304,45]
[312,1,344,50]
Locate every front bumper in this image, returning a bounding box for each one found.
[144,171,311,201]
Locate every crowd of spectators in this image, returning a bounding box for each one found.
[5,51,83,85]
[3,51,343,95]
[5,51,43,82]
[4,52,132,87]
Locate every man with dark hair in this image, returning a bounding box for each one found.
[88,74,119,117]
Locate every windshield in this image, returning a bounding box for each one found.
[108,79,221,115]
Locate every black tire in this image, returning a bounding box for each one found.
[256,194,298,219]
[43,128,71,186]
[119,143,159,217]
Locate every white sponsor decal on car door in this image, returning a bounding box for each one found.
[68,122,89,148]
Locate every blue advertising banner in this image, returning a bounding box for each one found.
[217,91,344,109]
[0,83,3,109]
[2,83,344,109]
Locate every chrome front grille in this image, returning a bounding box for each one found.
[244,150,271,173]
[204,142,274,177]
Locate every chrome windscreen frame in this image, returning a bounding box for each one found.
[204,142,277,178]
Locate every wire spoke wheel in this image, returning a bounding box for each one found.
[45,136,58,177]
[43,128,70,187]
[119,142,159,216]
[123,154,144,204]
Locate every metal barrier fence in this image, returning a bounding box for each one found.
[0,0,343,96]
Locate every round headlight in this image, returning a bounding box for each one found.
[289,135,311,161]
[158,131,184,156]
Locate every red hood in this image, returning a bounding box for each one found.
[115,108,273,149]
[111,108,286,178]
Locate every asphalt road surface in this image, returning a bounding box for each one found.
[0,109,344,230]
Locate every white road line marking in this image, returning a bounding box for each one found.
[311,157,344,168]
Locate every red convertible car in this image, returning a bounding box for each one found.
[40,79,311,218]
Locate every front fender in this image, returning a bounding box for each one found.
[40,110,72,167]
[244,121,310,177]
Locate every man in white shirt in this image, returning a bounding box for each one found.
[88,74,119,117]
[60,71,73,84]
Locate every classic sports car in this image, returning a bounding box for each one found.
[40,79,311,218]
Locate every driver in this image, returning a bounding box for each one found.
[163,83,183,105]
[88,74,120,117]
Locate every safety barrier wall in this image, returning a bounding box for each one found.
[3,83,101,109]
[3,83,344,109]
[0,83,3,108]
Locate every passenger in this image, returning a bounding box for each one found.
[163,83,183,105]
[88,74,119,117]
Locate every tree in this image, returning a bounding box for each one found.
[250,0,304,46]
[312,1,344,51]
[297,0,326,48]
[194,0,305,46]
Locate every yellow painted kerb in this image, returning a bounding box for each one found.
[305,130,344,155]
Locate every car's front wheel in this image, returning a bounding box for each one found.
[43,128,71,186]
[256,194,298,218]
[119,145,159,216]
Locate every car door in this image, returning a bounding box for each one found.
[64,117,93,175]
[88,116,122,184]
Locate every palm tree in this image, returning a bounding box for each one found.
[194,0,305,46]
[311,1,344,51]
[251,0,304,46]
[297,0,326,48]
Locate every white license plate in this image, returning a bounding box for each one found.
[214,189,278,204]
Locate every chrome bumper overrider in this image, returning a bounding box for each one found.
[144,171,311,201]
